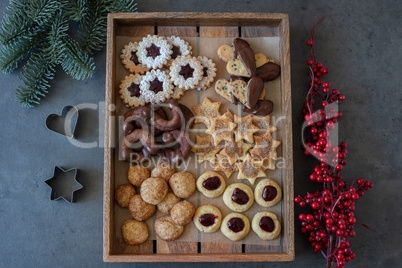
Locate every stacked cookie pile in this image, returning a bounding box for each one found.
[192,97,281,184]
[119,35,217,107]
[115,162,197,245]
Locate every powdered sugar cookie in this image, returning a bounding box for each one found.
[140,69,174,104]
[137,35,172,69]
[167,36,192,64]
[169,56,203,90]
[196,56,217,90]
[119,74,146,107]
[120,42,150,74]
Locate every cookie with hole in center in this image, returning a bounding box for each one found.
[137,35,172,69]
[120,42,150,74]
[119,74,146,107]
[196,56,217,90]
[139,69,174,104]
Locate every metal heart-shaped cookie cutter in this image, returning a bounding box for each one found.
[45,105,79,139]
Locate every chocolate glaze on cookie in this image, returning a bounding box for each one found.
[242,100,274,116]
[247,76,264,108]
[233,38,250,58]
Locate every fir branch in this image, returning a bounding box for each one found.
[63,0,88,21]
[107,0,138,13]
[26,0,61,26]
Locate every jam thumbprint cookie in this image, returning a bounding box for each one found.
[193,205,222,233]
[196,171,226,198]
[251,212,281,240]
[221,213,250,241]
[223,183,254,212]
[136,35,172,69]
[254,178,282,207]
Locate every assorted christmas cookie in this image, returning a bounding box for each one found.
[196,56,217,90]
[167,36,192,62]
[154,215,184,241]
[196,171,226,198]
[250,132,281,161]
[169,55,203,90]
[223,183,254,212]
[115,184,136,208]
[120,42,149,74]
[127,165,150,187]
[251,212,281,240]
[140,177,169,205]
[169,171,196,199]
[157,192,181,214]
[170,200,195,225]
[219,140,252,165]
[193,205,222,233]
[119,74,146,107]
[252,115,277,136]
[139,69,174,104]
[192,97,222,126]
[234,114,259,143]
[128,194,156,222]
[214,154,240,178]
[205,114,237,145]
[254,179,282,207]
[221,212,250,241]
[192,135,222,164]
[121,219,149,245]
[236,153,266,185]
[137,35,173,69]
[151,161,176,182]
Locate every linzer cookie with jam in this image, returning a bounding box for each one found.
[136,35,173,69]
[139,69,174,104]
[119,74,146,107]
[120,42,150,74]
[196,56,217,91]
[169,55,203,90]
[166,36,192,63]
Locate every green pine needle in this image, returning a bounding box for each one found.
[64,0,88,21]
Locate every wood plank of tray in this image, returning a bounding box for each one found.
[198,26,243,254]
[155,25,199,255]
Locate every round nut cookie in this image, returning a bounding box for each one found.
[127,165,150,187]
[154,215,184,241]
[121,219,149,245]
[221,212,250,241]
[169,171,196,198]
[196,56,217,91]
[251,212,281,240]
[171,200,195,225]
[119,74,146,107]
[166,36,192,63]
[169,55,203,90]
[115,184,136,208]
[151,161,176,182]
[120,42,149,74]
[196,171,226,198]
[193,205,222,233]
[223,183,254,212]
[140,177,169,205]
[157,192,181,214]
[139,69,174,104]
[128,194,156,221]
[254,179,282,207]
[136,35,172,69]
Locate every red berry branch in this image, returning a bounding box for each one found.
[296,18,373,268]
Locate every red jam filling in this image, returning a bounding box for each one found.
[146,44,161,59]
[203,67,208,77]
[149,78,163,94]
[199,213,216,227]
[259,216,275,232]
[127,83,140,97]
[202,176,221,190]
[179,63,194,79]
[227,217,245,233]
[231,188,249,205]
[171,45,181,59]
[262,186,277,202]
[130,51,140,65]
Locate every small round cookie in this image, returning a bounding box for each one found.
[252,212,281,240]
[170,200,195,225]
[196,171,226,198]
[169,171,196,198]
[223,183,254,212]
[115,184,136,208]
[196,56,217,90]
[167,36,192,62]
[193,205,222,233]
[217,44,234,62]
[128,194,156,221]
[137,35,173,69]
[119,74,146,107]
[157,192,181,214]
[139,69,174,104]
[120,42,149,74]
[140,177,168,205]
[221,213,250,241]
[169,56,203,90]
[127,165,150,187]
[254,179,282,207]
[151,161,175,182]
[121,219,149,245]
[154,215,184,241]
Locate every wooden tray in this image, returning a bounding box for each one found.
[104,12,294,262]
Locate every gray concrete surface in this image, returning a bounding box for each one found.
[0,0,401,267]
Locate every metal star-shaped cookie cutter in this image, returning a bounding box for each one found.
[45,166,83,203]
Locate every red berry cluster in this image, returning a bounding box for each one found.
[297,18,373,268]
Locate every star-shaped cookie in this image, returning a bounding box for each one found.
[205,114,237,145]
[236,154,266,185]
[250,132,281,160]
[262,158,276,171]
[219,140,252,165]
[214,154,239,179]
[252,115,277,136]
[192,135,222,164]
[192,97,221,127]
[234,114,259,143]
[223,109,234,122]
